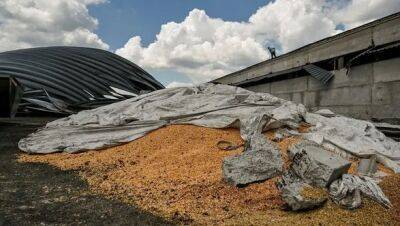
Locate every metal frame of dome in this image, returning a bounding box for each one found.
[0,46,164,115]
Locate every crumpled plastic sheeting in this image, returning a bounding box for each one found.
[19,120,167,153]
[304,113,400,173]
[18,82,400,172]
[19,84,305,153]
[329,174,391,209]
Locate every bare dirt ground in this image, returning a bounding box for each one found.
[0,121,172,226]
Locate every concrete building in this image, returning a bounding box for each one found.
[213,12,400,123]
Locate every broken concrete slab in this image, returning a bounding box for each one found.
[281,182,328,211]
[304,112,400,173]
[275,168,302,191]
[222,133,283,186]
[288,141,351,187]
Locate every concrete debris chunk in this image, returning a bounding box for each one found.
[304,112,400,173]
[314,109,335,117]
[275,168,302,191]
[281,182,328,211]
[222,133,283,186]
[288,141,351,187]
[239,114,270,141]
[329,174,391,209]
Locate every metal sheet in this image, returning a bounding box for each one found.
[303,64,334,84]
[0,47,164,114]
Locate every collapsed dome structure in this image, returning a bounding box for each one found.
[0,46,164,116]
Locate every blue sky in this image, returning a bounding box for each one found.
[89,0,269,51]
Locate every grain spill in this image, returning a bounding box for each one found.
[19,125,399,225]
[300,186,328,200]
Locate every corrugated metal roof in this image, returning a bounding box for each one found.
[0,46,165,115]
[303,64,334,84]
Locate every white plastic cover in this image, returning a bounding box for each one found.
[18,83,400,173]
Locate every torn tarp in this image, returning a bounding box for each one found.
[19,84,301,153]
[18,83,400,174]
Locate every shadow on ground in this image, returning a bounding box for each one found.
[0,121,173,226]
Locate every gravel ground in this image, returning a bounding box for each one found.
[0,120,172,226]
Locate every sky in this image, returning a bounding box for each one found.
[0,0,399,87]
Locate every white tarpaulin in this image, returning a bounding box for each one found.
[18,84,400,172]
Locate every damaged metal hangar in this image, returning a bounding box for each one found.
[0,47,164,116]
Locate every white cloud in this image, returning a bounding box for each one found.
[331,0,400,29]
[117,9,267,82]
[116,0,400,84]
[249,0,338,52]
[166,81,193,88]
[0,0,109,52]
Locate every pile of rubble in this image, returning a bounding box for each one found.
[221,118,392,211]
[18,84,399,221]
